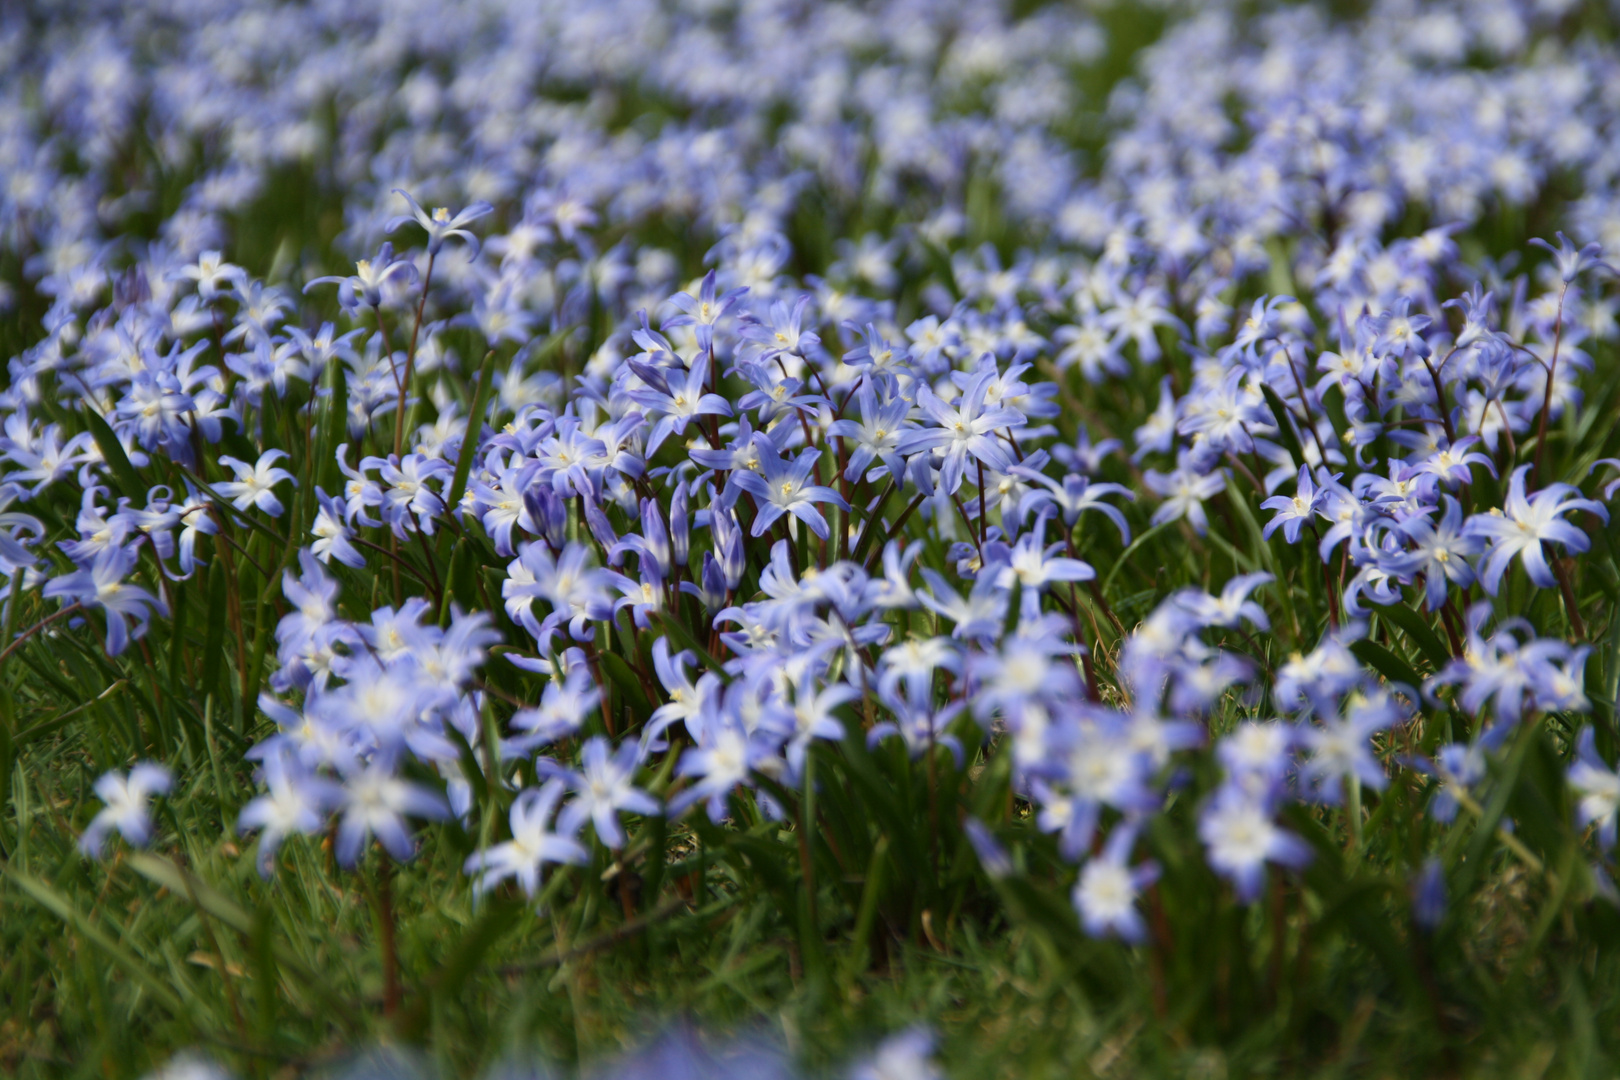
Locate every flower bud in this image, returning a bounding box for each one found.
[670,481,690,567]
[524,484,568,549]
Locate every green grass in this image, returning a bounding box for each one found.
[5,713,1620,1079]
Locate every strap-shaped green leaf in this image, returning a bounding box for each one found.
[82,406,145,496]
[1350,638,1424,699]
[1372,600,1452,671]
[1260,383,1307,470]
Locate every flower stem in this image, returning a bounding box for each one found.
[376,851,401,1019]
[1532,282,1568,486]
[1345,773,1363,865]
[0,603,84,670]
[395,252,437,459]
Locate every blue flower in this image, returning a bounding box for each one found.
[1299,689,1400,804]
[1411,858,1447,930]
[277,549,338,656]
[627,353,732,457]
[1143,452,1225,535]
[677,552,727,613]
[1570,728,1620,850]
[662,270,747,351]
[671,713,782,823]
[1261,466,1327,544]
[850,1028,941,1080]
[115,372,195,461]
[1198,788,1312,903]
[738,294,820,361]
[217,449,296,517]
[1013,465,1133,538]
[509,663,600,753]
[370,452,452,538]
[896,368,1026,495]
[917,568,1008,643]
[647,636,723,745]
[334,760,450,867]
[827,379,911,483]
[1466,465,1607,593]
[1412,741,1487,824]
[993,511,1095,608]
[731,437,848,540]
[79,762,172,857]
[1173,572,1273,631]
[386,190,493,259]
[43,543,167,656]
[303,242,418,313]
[1529,232,1613,283]
[464,780,587,898]
[310,487,364,568]
[1387,495,1481,610]
[237,748,342,878]
[867,690,965,765]
[1073,823,1160,943]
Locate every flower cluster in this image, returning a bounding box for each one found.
[10,0,1620,1006]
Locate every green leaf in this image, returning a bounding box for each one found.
[1350,639,1424,696]
[1101,519,1175,594]
[127,853,253,932]
[250,903,280,1045]
[397,896,523,1040]
[995,874,1084,954]
[843,835,888,983]
[200,565,229,702]
[443,538,483,623]
[445,724,489,817]
[82,407,145,497]
[0,719,12,829]
[442,349,498,553]
[601,651,652,714]
[831,728,930,887]
[1285,806,1429,1008]
[1450,717,1543,902]
[317,356,349,497]
[1372,600,1452,672]
[1260,383,1307,470]
[849,478,901,568]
